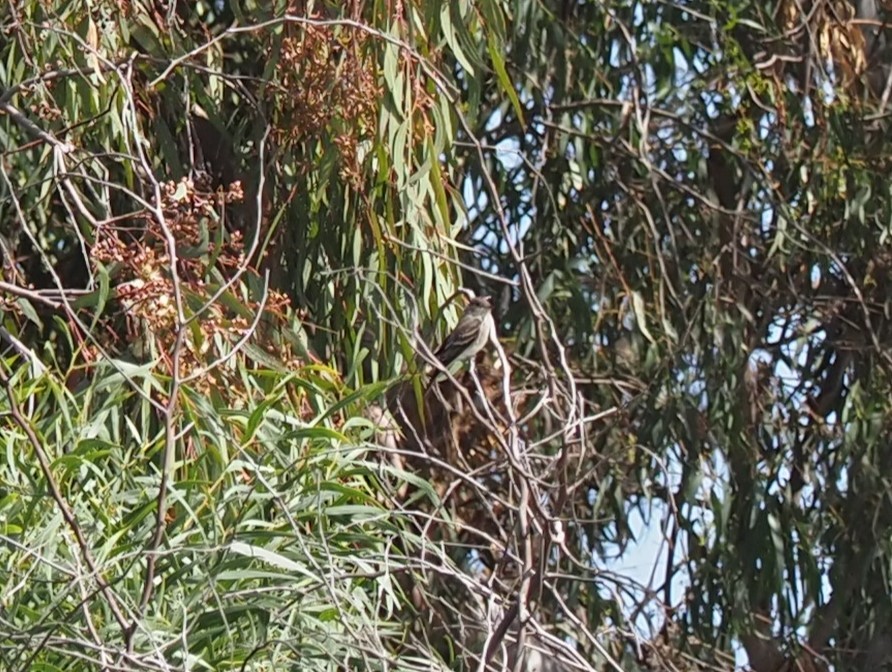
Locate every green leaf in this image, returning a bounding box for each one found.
[487,36,524,127]
[440,4,477,77]
[631,290,656,344]
[15,297,42,328]
[228,541,314,577]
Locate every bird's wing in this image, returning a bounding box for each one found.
[432,329,461,362]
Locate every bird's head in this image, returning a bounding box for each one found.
[468,295,492,311]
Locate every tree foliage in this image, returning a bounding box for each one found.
[3,0,892,670]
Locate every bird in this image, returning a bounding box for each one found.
[430,295,494,374]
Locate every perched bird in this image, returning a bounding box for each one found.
[431,295,494,372]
